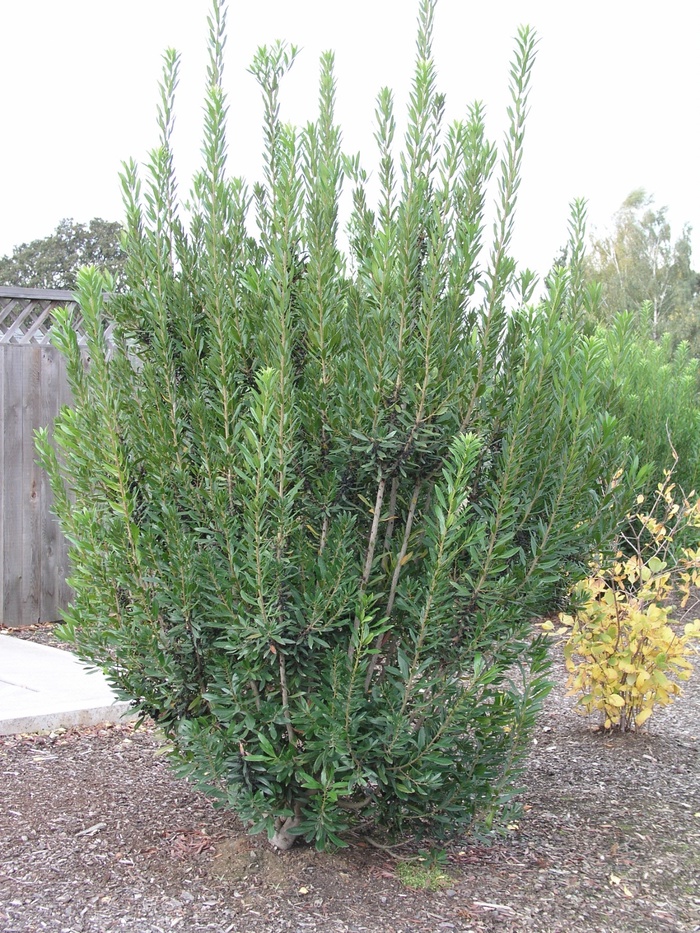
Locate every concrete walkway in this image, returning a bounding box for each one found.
[0,634,133,735]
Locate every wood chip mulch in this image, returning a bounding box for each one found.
[1,620,698,932]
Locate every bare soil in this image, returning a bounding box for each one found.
[1,621,698,932]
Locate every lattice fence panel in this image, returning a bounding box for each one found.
[0,286,115,346]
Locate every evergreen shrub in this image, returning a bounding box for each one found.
[598,310,700,497]
[39,0,635,848]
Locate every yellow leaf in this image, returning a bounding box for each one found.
[607,694,625,708]
[634,707,653,727]
[661,625,676,643]
[609,873,621,886]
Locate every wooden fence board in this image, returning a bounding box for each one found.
[40,345,73,620]
[23,346,42,622]
[2,346,25,624]
[0,341,4,619]
[40,345,59,621]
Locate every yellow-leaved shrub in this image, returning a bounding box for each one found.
[552,471,700,731]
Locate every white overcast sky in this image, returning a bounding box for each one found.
[1,0,698,280]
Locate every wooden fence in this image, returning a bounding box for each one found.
[0,287,81,626]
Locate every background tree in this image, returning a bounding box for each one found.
[584,189,700,346]
[0,217,126,290]
[546,196,700,492]
[663,233,700,353]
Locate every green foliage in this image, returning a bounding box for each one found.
[556,475,700,731]
[544,198,602,325]
[598,313,700,496]
[38,0,633,849]
[0,217,126,290]
[395,849,452,890]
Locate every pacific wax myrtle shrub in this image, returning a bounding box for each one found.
[38,0,635,849]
